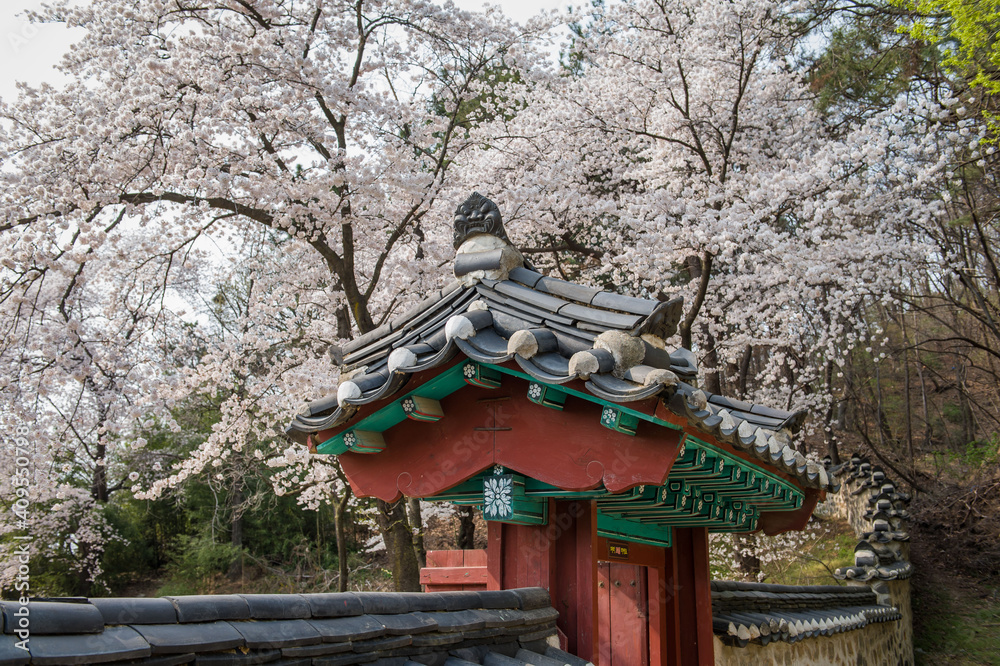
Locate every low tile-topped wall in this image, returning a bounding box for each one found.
[711,580,900,648]
[714,455,914,665]
[0,588,592,666]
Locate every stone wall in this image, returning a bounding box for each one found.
[714,455,914,666]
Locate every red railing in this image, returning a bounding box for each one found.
[420,549,488,591]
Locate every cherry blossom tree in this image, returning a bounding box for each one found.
[0,0,548,591]
[0,0,972,593]
[460,0,964,463]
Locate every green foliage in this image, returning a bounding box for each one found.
[914,584,1000,665]
[156,533,244,595]
[942,401,964,423]
[933,435,1000,468]
[900,0,1000,136]
[811,14,931,121]
[97,496,189,593]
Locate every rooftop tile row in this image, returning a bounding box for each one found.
[0,588,589,666]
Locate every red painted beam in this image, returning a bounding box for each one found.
[758,486,822,535]
[340,380,682,501]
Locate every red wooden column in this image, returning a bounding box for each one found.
[654,544,681,666]
[670,527,714,665]
[486,500,598,662]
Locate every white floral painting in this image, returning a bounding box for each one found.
[483,475,513,520]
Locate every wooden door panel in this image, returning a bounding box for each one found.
[598,562,650,666]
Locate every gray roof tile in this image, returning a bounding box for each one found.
[312,652,378,666]
[351,635,413,652]
[558,302,643,330]
[455,249,507,276]
[191,648,281,664]
[167,595,250,623]
[533,276,601,305]
[131,621,245,654]
[411,611,485,633]
[280,641,354,658]
[475,591,522,610]
[507,267,544,288]
[307,615,386,642]
[589,291,658,316]
[410,632,466,648]
[231,619,322,648]
[90,597,178,625]
[240,594,311,620]
[370,613,438,635]
[0,635,30,665]
[25,625,150,665]
[1,600,104,635]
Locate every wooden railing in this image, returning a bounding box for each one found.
[420,549,488,591]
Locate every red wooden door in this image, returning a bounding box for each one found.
[598,562,650,666]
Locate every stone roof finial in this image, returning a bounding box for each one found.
[453,192,510,249]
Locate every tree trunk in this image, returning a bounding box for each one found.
[901,313,914,466]
[375,498,421,591]
[227,486,244,580]
[407,498,427,569]
[456,506,476,549]
[334,486,351,592]
[823,360,841,465]
[92,441,108,502]
[732,533,761,580]
[679,253,713,351]
[737,344,752,399]
[703,327,721,394]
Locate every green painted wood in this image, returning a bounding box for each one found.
[527,382,567,410]
[484,363,683,431]
[481,473,548,526]
[344,430,386,454]
[599,405,640,435]
[316,363,470,454]
[597,513,673,547]
[462,361,501,388]
[402,395,444,422]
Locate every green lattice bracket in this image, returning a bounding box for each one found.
[319,430,386,455]
[600,405,640,435]
[462,361,501,388]
[527,382,566,410]
[591,485,661,512]
[597,513,673,547]
[676,436,804,511]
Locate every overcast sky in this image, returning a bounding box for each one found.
[0,0,570,102]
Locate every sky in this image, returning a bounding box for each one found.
[0,0,571,102]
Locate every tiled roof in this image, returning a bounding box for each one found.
[710,580,900,648]
[287,194,835,492]
[0,588,594,665]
